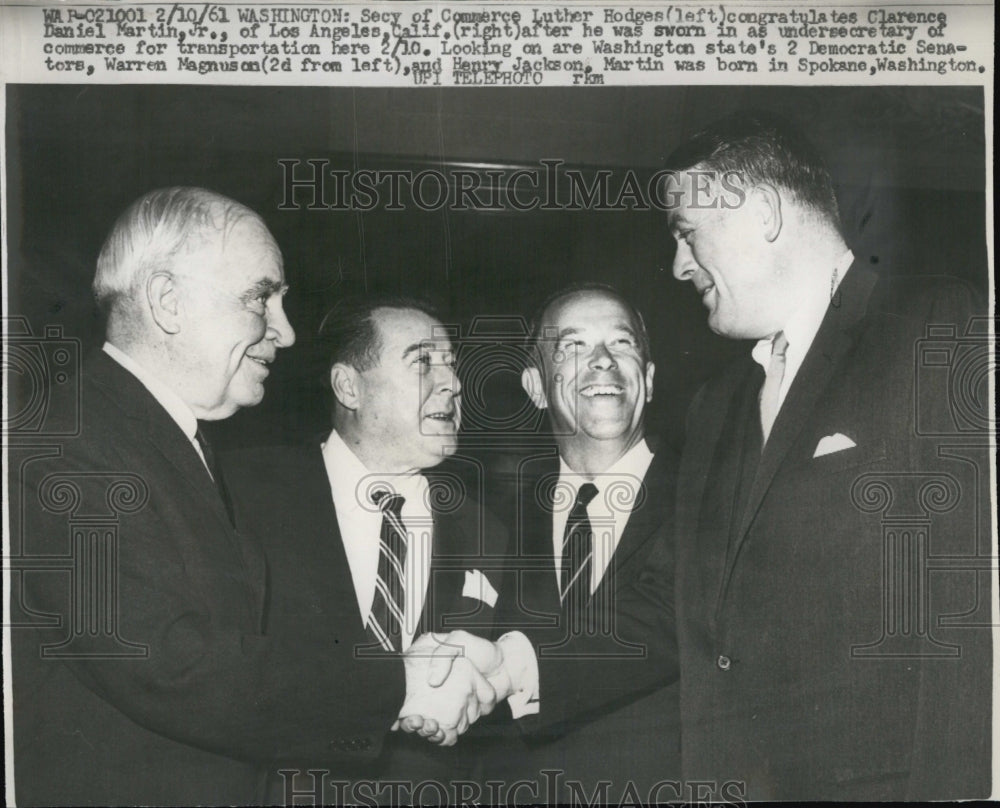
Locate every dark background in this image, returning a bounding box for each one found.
[5,84,988,455]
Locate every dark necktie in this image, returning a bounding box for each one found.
[369,490,408,653]
[195,425,235,527]
[560,482,599,624]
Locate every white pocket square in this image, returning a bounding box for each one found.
[462,569,499,607]
[813,433,857,458]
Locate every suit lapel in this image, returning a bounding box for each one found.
[518,454,563,616]
[419,506,452,634]
[594,448,671,589]
[89,351,268,619]
[733,263,878,545]
[682,361,759,606]
[300,448,365,629]
[419,493,496,635]
[89,351,233,528]
[679,365,751,542]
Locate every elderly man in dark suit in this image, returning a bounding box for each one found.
[10,189,488,806]
[224,295,509,804]
[408,112,992,802]
[479,284,679,800]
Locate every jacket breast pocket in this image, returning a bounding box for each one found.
[797,438,888,476]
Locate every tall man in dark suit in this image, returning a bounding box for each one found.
[484,284,679,798]
[407,112,992,802]
[661,110,992,801]
[10,189,488,806]
[224,296,509,803]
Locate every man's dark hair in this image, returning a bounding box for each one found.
[317,294,443,375]
[524,282,651,369]
[665,109,842,227]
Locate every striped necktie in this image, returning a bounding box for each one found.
[560,482,599,623]
[369,490,408,652]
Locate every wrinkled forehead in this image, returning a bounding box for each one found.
[186,213,283,279]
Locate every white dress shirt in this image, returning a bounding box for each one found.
[499,439,655,720]
[551,439,655,594]
[102,342,210,472]
[321,429,434,651]
[751,249,855,412]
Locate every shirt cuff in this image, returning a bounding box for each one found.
[497,631,539,718]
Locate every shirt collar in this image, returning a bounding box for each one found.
[103,342,199,442]
[321,428,428,514]
[558,438,654,490]
[752,248,854,370]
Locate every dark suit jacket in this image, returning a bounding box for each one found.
[673,264,992,800]
[10,351,403,806]
[488,445,681,799]
[224,444,509,802]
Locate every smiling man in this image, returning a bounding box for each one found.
[518,284,667,610]
[14,188,457,805]
[661,111,992,800]
[223,295,509,801]
[523,285,654,473]
[460,284,680,799]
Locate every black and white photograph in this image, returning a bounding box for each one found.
[2,5,995,804]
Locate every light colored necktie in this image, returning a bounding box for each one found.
[369,491,408,652]
[759,332,789,444]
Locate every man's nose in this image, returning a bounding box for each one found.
[442,364,461,396]
[430,360,461,396]
[589,342,617,370]
[267,301,296,348]
[672,240,696,281]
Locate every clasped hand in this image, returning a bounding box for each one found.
[394,631,510,746]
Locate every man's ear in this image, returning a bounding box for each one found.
[521,367,548,410]
[146,272,181,335]
[754,183,783,243]
[644,361,656,403]
[330,363,361,411]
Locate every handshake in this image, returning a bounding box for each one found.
[393,630,526,746]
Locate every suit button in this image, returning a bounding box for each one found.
[717,654,731,671]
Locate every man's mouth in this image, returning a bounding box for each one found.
[580,384,624,398]
[424,411,456,422]
[246,355,273,370]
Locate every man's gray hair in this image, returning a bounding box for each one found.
[93,187,267,314]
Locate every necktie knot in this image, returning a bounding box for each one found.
[575,482,599,509]
[368,489,408,653]
[561,481,598,605]
[771,331,789,360]
[372,489,405,518]
[195,424,234,527]
[194,426,214,466]
[759,331,789,445]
